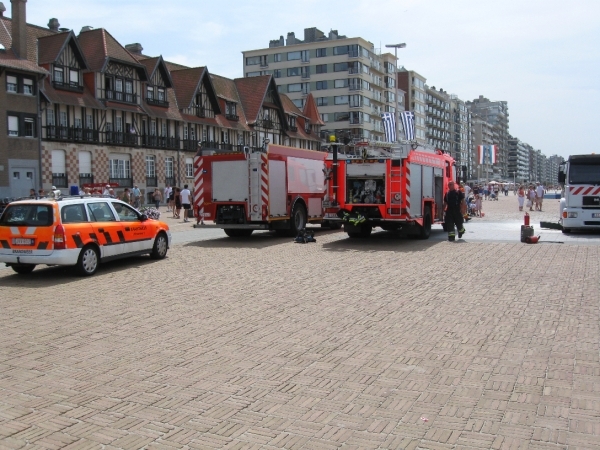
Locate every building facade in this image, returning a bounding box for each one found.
[397,69,427,143]
[0,4,323,199]
[243,27,399,144]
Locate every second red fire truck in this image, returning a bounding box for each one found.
[323,140,458,238]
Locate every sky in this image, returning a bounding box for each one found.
[22,0,600,159]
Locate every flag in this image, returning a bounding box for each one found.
[400,111,415,141]
[477,145,498,164]
[381,112,396,142]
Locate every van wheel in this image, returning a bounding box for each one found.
[290,203,307,236]
[76,245,99,276]
[150,232,168,259]
[418,206,432,239]
[562,228,571,234]
[11,264,36,275]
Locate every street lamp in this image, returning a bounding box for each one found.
[385,43,406,142]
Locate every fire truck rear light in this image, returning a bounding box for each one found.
[567,212,578,218]
[54,224,66,250]
[388,208,401,214]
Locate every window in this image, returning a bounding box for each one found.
[320,113,329,122]
[147,86,154,100]
[246,56,261,65]
[301,50,309,62]
[109,156,130,179]
[334,79,348,88]
[8,116,19,136]
[62,204,87,224]
[274,53,282,62]
[86,114,93,129]
[334,46,349,55]
[334,112,349,122]
[316,80,328,90]
[287,67,300,77]
[292,99,304,108]
[47,109,55,126]
[287,51,301,61]
[316,48,327,58]
[273,69,281,78]
[288,83,302,93]
[52,150,66,180]
[157,88,165,101]
[316,64,327,74]
[334,95,349,105]
[301,67,310,78]
[22,79,33,95]
[6,75,17,92]
[24,118,34,137]
[165,157,173,178]
[54,67,64,83]
[186,157,193,178]
[316,97,328,106]
[69,69,79,86]
[79,151,91,176]
[226,102,237,116]
[146,156,155,177]
[334,62,348,72]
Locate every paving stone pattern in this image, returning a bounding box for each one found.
[1,194,599,449]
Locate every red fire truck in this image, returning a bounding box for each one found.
[193,144,332,237]
[323,141,458,238]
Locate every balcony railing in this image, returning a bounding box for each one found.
[165,177,176,187]
[289,125,298,132]
[225,113,239,121]
[105,90,137,104]
[146,176,157,187]
[109,177,133,188]
[141,135,180,150]
[105,131,138,146]
[52,174,68,188]
[260,120,274,129]
[79,174,93,186]
[182,139,200,152]
[44,125,100,144]
[146,98,169,107]
[52,80,84,93]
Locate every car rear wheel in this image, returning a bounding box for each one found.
[11,264,36,275]
[150,232,169,259]
[76,245,99,276]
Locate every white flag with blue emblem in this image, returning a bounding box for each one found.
[400,111,415,141]
[381,112,396,143]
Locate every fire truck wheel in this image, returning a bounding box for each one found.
[345,223,372,238]
[224,229,254,237]
[417,206,432,239]
[290,203,307,236]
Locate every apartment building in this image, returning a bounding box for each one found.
[242,27,399,143]
[397,69,427,143]
[472,113,495,181]
[449,95,473,180]
[466,95,510,179]
[507,136,530,184]
[0,2,323,199]
[425,86,451,154]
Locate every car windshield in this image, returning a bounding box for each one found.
[0,204,54,227]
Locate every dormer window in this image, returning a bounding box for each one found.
[147,86,154,100]
[225,102,238,121]
[157,88,165,102]
[6,76,17,93]
[53,65,82,92]
[288,116,297,132]
[305,121,312,134]
[54,67,64,83]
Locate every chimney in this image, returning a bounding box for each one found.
[47,17,59,32]
[0,3,6,17]
[125,43,143,55]
[10,0,27,60]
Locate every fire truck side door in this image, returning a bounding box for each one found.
[408,163,422,216]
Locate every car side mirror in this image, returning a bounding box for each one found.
[140,214,148,222]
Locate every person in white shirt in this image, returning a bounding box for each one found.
[102,185,111,196]
[535,183,545,211]
[180,184,192,222]
[464,184,471,202]
[164,185,172,212]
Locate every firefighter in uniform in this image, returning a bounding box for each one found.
[443,181,466,241]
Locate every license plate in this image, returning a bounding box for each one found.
[325,213,338,219]
[592,213,600,218]
[12,238,34,246]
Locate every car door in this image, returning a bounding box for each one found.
[60,203,94,250]
[110,201,154,253]
[86,201,123,258]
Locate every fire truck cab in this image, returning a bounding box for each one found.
[323,141,458,238]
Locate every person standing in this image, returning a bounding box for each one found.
[164,185,172,211]
[443,181,466,242]
[153,188,162,209]
[180,184,192,222]
[173,187,182,219]
[103,185,111,196]
[517,185,525,211]
[122,188,132,205]
[527,185,536,212]
[535,183,544,211]
[464,183,471,202]
[132,185,142,208]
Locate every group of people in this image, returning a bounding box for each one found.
[161,185,193,222]
[516,183,545,212]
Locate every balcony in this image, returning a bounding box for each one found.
[141,135,180,150]
[225,113,239,121]
[44,125,100,144]
[260,119,274,129]
[105,131,139,146]
[146,98,169,107]
[52,80,84,93]
[182,139,200,152]
[105,90,137,104]
[289,125,298,132]
[109,177,133,188]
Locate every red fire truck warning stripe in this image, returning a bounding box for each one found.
[570,185,600,196]
[261,154,269,206]
[193,157,204,216]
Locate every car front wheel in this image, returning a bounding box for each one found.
[151,232,169,259]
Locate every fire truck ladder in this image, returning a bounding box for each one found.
[389,161,402,215]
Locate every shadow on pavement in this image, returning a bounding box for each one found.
[322,228,443,252]
[184,227,342,250]
[0,255,162,287]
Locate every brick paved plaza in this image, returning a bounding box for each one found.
[1,193,599,449]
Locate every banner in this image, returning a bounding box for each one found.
[381,112,396,143]
[478,144,498,164]
[400,111,415,141]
